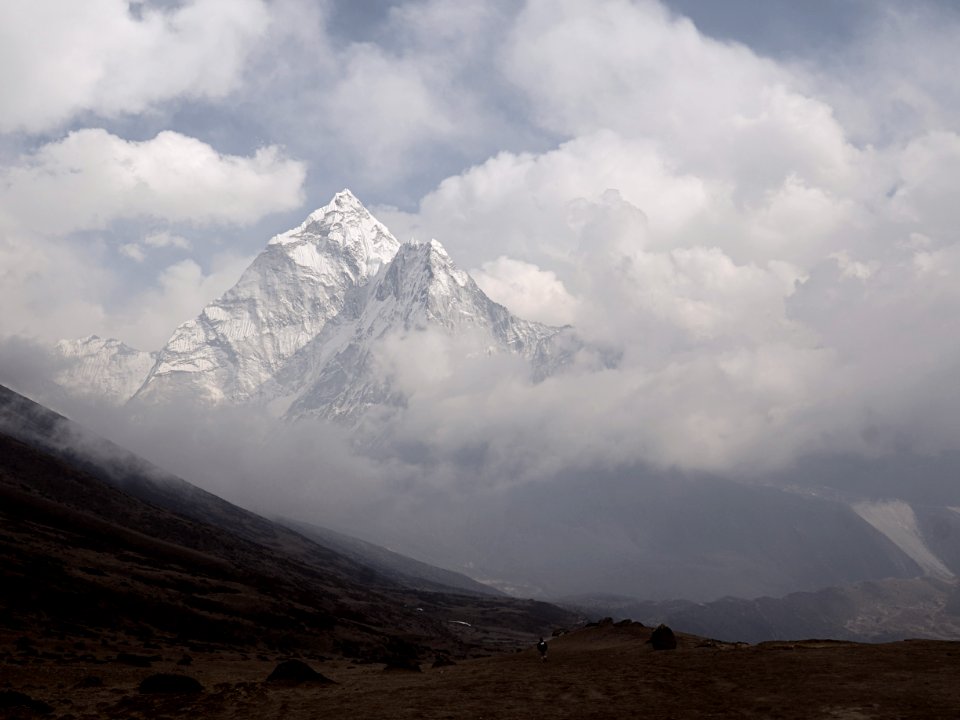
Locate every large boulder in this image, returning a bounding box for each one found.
[266,659,334,685]
[0,690,53,715]
[649,624,678,650]
[138,673,204,694]
[380,637,422,673]
[117,652,160,667]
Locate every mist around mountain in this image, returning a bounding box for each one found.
[3,383,960,720]
[0,382,577,659]
[566,575,960,644]
[57,190,570,421]
[8,191,960,633]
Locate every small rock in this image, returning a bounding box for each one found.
[383,658,421,673]
[0,690,54,714]
[138,674,204,695]
[116,652,160,667]
[649,624,678,651]
[266,660,334,685]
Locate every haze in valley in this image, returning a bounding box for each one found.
[3,0,960,609]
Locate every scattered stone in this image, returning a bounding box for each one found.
[649,624,678,651]
[138,674,204,695]
[0,690,54,714]
[265,660,334,685]
[116,652,160,667]
[431,655,456,668]
[381,638,422,672]
[551,628,567,637]
[14,637,37,656]
[176,654,193,666]
[383,658,421,672]
[584,617,614,628]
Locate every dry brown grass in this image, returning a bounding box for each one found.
[3,623,960,719]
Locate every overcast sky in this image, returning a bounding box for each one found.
[3,0,960,486]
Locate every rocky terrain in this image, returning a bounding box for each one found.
[40,190,960,608]
[567,574,960,644]
[0,384,579,668]
[3,383,960,718]
[3,620,959,719]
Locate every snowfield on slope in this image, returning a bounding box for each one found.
[852,500,953,580]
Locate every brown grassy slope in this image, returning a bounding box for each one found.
[3,621,959,719]
[0,430,577,661]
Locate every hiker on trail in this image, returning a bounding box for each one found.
[537,637,548,661]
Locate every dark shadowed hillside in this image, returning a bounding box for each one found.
[281,518,503,597]
[0,384,580,663]
[565,575,960,644]
[3,618,959,719]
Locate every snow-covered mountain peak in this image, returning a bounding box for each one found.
[371,238,477,319]
[57,335,143,360]
[272,189,363,241]
[132,191,404,403]
[57,190,578,418]
[268,188,397,276]
[55,335,156,404]
[278,229,571,422]
[57,334,101,353]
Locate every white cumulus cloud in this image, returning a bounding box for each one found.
[0,129,306,235]
[0,0,271,133]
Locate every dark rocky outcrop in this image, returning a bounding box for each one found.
[138,673,204,694]
[266,659,334,685]
[649,624,677,650]
[0,691,53,715]
[432,654,456,668]
[116,652,160,667]
[381,637,423,672]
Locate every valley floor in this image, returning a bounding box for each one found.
[3,622,959,719]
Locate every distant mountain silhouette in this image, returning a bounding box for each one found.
[0,383,579,659]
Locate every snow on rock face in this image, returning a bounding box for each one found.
[133,190,401,403]
[55,336,156,405]
[367,239,550,348]
[56,190,578,421]
[276,237,568,423]
[852,500,954,580]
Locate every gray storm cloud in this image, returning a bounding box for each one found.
[3,0,960,587]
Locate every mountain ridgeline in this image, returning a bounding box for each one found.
[41,190,960,635]
[56,190,573,421]
[0,382,577,658]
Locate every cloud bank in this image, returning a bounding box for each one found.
[3,0,960,510]
[372,0,960,477]
[1,129,305,235]
[0,0,271,133]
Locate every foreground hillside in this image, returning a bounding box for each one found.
[3,620,958,719]
[0,384,579,666]
[44,191,957,607]
[568,573,960,644]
